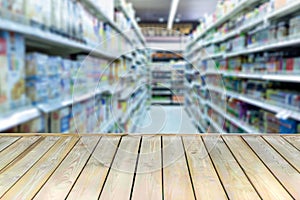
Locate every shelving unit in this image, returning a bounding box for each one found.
[0,0,149,134]
[185,0,300,134]
[151,63,186,106]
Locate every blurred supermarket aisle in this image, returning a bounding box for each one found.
[136,106,199,134]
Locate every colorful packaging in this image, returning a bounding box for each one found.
[25,53,48,78]
[50,107,70,133]
[20,116,45,133]
[0,31,26,113]
[26,78,48,105]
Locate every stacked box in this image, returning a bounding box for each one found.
[0,31,26,113]
[50,107,70,133]
[20,116,45,133]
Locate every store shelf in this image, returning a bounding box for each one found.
[268,0,300,19]
[206,101,258,134]
[206,115,226,133]
[187,0,300,55]
[0,19,118,60]
[0,106,41,132]
[79,0,133,46]
[121,90,148,123]
[115,1,146,46]
[195,17,265,49]
[207,86,300,122]
[215,71,300,83]
[187,0,262,49]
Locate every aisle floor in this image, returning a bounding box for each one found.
[0,135,299,199]
[136,106,199,134]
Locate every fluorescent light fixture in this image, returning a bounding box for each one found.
[167,0,180,29]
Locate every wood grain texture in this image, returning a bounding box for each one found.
[163,136,195,200]
[283,136,300,150]
[67,136,121,200]
[0,136,40,171]
[264,136,300,172]
[132,136,162,200]
[203,136,260,200]
[0,137,20,152]
[99,136,141,200]
[0,137,59,196]
[182,136,227,200]
[223,136,292,200]
[33,137,100,200]
[2,136,78,200]
[244,136,300,199]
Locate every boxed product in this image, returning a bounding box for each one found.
[25,53,48,78]
[50,107,70,133]
[69,102,81,133]
[48,75,61,100]
[26,78,48,105]
[50,0,62,31]
[0,31,26,113]
[20,116,45,133]
[24,0,45,25]
[274,0,287,10]
[5,0,24,21]
[279,119,297,134]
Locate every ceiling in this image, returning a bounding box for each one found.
[127,0,218,23]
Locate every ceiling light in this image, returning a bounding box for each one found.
[167,0,180,29]
[158,18,164,23]
[136,17,141,22]
[175,18,180,23]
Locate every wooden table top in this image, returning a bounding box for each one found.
[0,134,299,200]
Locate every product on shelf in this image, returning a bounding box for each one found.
[0,31,26,113]
[50,107,70,133]
[19,116,45,133]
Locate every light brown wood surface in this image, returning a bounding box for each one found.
[33,137,100,200]
[163,136,195,200]
[0,137,59,196]
[132,136,163,200]
[284,136,300,150]
[243,136,300,199]
[67,136,121,200]
[2,137,78,200]
[203,136,260,200]
[0,136,40,171]
[224,136,292,200]
[99,136,141,200]
[0,135,299,200]
[0,137,20,152]
[264,136,300,172]
[182,136,227,200]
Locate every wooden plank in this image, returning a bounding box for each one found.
[0,137,20,152]
[182,136,227,199]
[223,136,292,200]
[99,136,141,200]
[2,136,78,200]
[283,136,300,151]
[67,136,121,200]
[163,136,195,200]
[264,136,300,172]
[283,136,300,150]
[0,137,60,197]
[203,136,260,200]
[0,136,40,171]
[132,136,162,200]
[33,137,100,200]
[244,136,300,199]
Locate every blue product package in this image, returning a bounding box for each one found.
[279,119,297,134]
